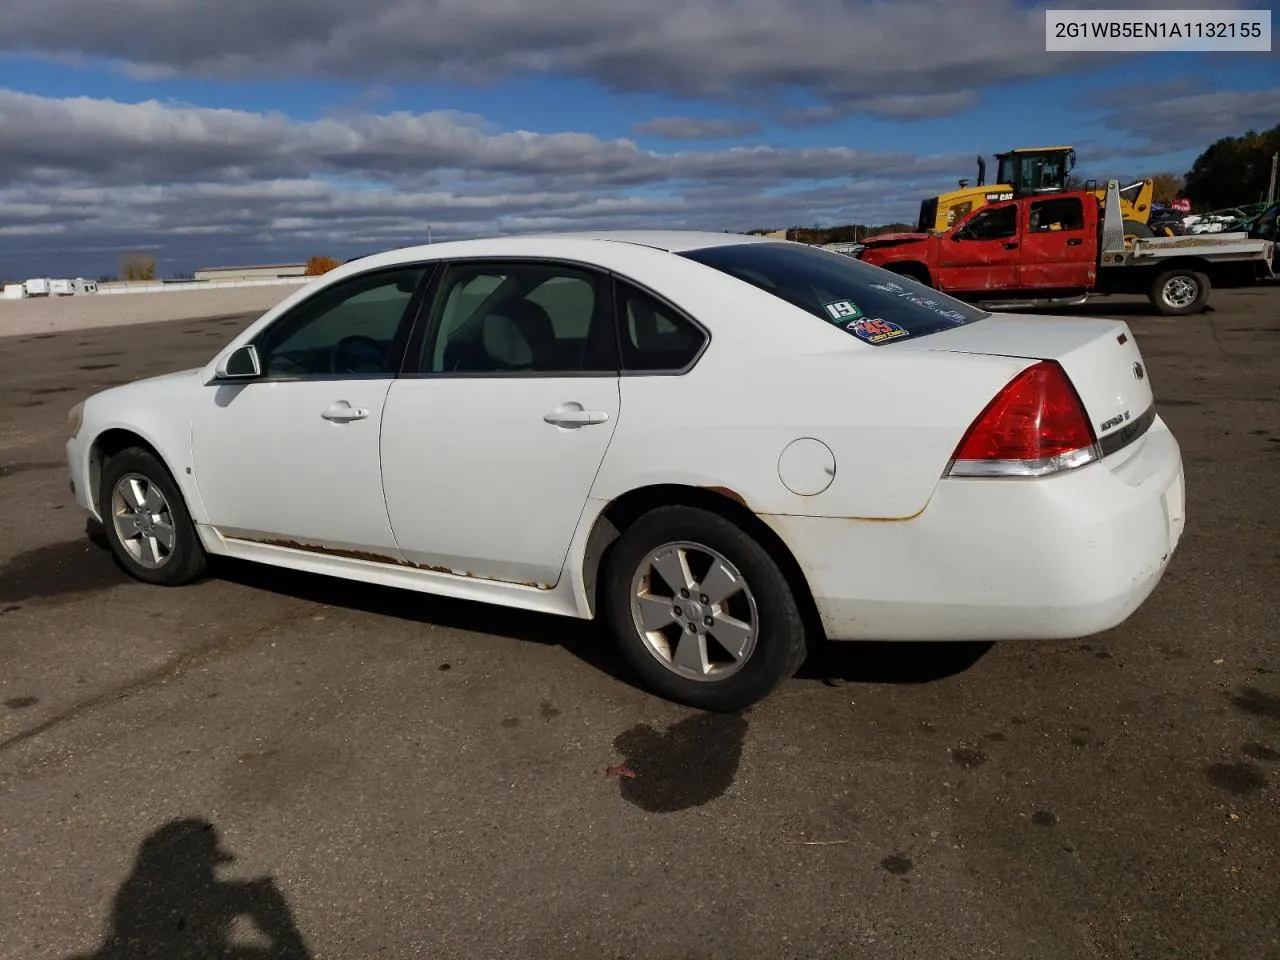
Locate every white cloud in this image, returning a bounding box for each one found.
[0,90,959,276]
[632,116,760,141]
[1096,86,1280,154]
[0,0,1219,119]
[0,89,972,190]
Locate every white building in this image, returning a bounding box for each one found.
[194,263,308,282]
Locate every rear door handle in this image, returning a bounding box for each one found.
[1067,238,1083,246]
[321,401,369,422]
[544,403,610,428]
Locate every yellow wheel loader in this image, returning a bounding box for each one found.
[917,147,1171,241]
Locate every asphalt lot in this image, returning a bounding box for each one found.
[2,287,1278,959]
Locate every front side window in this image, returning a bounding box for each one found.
[254,267,427,378]
[421,261,616,374]
[958,205,1018,240]
[682,242,987,346]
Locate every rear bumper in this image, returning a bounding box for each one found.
[763,416,1185,642]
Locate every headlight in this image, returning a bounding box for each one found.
[68,401,84,438]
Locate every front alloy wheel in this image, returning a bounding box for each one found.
[99,446,207,586]
[111,473,178,569]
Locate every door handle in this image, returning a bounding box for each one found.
[1067,238,1083,246]
[321,401,369,422]
[544,403,609,428]
[1003,241,1019,250]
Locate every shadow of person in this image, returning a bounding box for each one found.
[69,818,312,960]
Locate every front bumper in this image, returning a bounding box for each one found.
[66,432,97,518]
[764,415,1185,642]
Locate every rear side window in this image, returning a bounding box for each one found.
[681,242,988,345]
[1030,197,1085,232]
[615,281,707,372]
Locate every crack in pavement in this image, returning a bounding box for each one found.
[0,602,325,755]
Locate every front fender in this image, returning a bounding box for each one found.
[76,371,207,522]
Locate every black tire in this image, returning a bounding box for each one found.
[1123,218,1155,239]
[602,505,809,711]
[99,446,208,586]
[1148,267,1211,316]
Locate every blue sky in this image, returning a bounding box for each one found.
[0,0,1275,278]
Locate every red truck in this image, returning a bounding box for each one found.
[856,180,1275,316]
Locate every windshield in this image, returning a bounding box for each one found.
[680,242,989,345]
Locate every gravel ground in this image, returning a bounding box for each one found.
[1,287,1278,960]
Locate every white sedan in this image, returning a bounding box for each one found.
[66,231,1186,710]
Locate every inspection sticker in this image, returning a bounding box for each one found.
[823,299,863,322]
[848,317,909,344]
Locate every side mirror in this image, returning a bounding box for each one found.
[216,344,261,379]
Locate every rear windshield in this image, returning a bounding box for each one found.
[681,242,988,345]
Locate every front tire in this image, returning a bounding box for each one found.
[99,447,207,586]
[1148,267,1210,316]
[602,506,808,711]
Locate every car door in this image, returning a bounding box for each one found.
[1020,195,1096,290]
[935,202,1021,293]
[379,259,621,588]
[191,264,432,558]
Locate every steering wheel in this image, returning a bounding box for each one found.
[329,335,385,375]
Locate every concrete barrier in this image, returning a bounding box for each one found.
[96,277,313,296]
[0,282,312,338]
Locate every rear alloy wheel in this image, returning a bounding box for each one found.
[603,506,808,711]
[1148,267,1210,316]
[100,447,207,586]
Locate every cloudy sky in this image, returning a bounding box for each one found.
[0,0,1275,278]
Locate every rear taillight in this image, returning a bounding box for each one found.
[947,361,1099,478]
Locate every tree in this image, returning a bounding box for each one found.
[1148,172,1184,205]
[1183,123,1280,210]
[305,256,340,276]
[120,253,157,282]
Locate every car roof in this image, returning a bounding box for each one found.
[355,230,780,265]
[524,230,777,252]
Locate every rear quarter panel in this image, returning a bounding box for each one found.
[587,257,1034,519]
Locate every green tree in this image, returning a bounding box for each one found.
[1182,124,1280,210]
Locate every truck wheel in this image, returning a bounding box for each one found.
[1148,267,1210,316]
[1123,219,1154,239]
[887,264,932,288]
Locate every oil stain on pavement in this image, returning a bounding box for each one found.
[949,746,989,768]
[879,854,913,875]
[1205,762,1268,796]
[612,711,748,813]
[1232,687,1280,721]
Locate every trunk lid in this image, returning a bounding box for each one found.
[896,312,1155,452]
